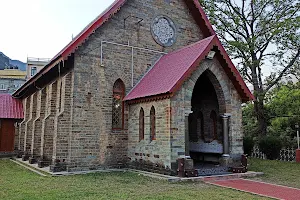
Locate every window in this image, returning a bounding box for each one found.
[188,113,197,142]
[0,84,5,90]
[59,77,66,112]
[31,67,37,76]
[210,110,218,140]
[150,106,156,141]
[112,79,125,129]
[139,108,144,141]
[197,112,204,140]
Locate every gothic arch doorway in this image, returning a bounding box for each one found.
[188,70,226,163]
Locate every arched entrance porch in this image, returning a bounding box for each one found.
[187,70,230,168]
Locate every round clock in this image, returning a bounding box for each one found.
[151,16,177,47]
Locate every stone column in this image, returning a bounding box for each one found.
[185,115,190,157]
[221,114,230,156]
[184,110,193,157]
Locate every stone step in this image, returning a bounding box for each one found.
[196,166,230,176]
[0,152,16,158]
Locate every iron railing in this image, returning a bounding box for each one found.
[251,146,296,162]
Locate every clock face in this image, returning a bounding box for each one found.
[151,16,177,47]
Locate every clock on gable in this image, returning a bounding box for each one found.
[151,15,177,47]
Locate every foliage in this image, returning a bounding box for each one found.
[243,135,255,155]
[243,81,299,148]
[258,135,283,160]
[199,0,300,135]
[242,103,258,137]
[267,82,300,147]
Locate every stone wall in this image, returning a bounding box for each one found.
[41,82,57,161]
[18,98,27,152]
[29,92,38,156]
[53,72,73,163]
[69,0,204,171]
[170,57,243,169]
[24,96,33,153]
[32,89,46,157]
[127,99,172,172]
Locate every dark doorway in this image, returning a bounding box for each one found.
[189,70,223,164]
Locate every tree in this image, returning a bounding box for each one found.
[200,0,300,135]
[267,82,300,147]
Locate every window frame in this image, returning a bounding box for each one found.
[139,108,144,141]
[112,79,125,130]
[150,106,156,141]
[31,67,37,76]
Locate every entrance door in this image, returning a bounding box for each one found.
[0,119,15,152]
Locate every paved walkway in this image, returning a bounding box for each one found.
[206,179,300,200]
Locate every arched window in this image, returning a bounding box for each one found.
[210,110,217,140]
[112,79,125,129]
[139,108,144,141]
[150,106,156,141]
[189,113,199,142]
[197,112,204,141]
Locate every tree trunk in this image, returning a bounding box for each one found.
[251,59,267,136]
[254,98,267,136]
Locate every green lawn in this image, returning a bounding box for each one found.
[0,159,266,200]
[248,158,300,188]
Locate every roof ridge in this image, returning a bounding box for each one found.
[166,35,216,56]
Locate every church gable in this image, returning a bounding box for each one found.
[13,0,253,174]
[13,0,215,98]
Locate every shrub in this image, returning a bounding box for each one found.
[258,136,282,160]
[243,136,255,155]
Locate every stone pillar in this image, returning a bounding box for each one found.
[185,115,190,157]
[23,96,33,161]
[18,98,27,157]
[184,110,193,157]
[220,114,231,166]
[221,114,230,155]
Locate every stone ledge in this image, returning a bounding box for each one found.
[10,158,264,183]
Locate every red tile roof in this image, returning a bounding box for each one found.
[0,94,24,119]
[124,36,254,102]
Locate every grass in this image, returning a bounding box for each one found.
[0,159,267,200]
[248,158,300,188]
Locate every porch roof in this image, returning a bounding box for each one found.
[0,94,23,119]
[124,36,254,103]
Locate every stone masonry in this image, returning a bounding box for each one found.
[16,0,248,173]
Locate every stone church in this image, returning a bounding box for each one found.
[13,0,254,175]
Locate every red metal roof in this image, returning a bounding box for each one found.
[124,36,254,102]
[0,94,23,119]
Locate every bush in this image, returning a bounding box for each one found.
[258,136,282,160]
[243,136,255,155]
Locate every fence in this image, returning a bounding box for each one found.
[251,146,296,162]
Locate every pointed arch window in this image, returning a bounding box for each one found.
[139,108,144,141]
[150,106,156,141]
[210,110,217,140]
[197,111,204,141]
[112,79,125,129]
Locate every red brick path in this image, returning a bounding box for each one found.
[207,179,300,200]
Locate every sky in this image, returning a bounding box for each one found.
[0,0,115,62]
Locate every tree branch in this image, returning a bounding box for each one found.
[266,48,300,92]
